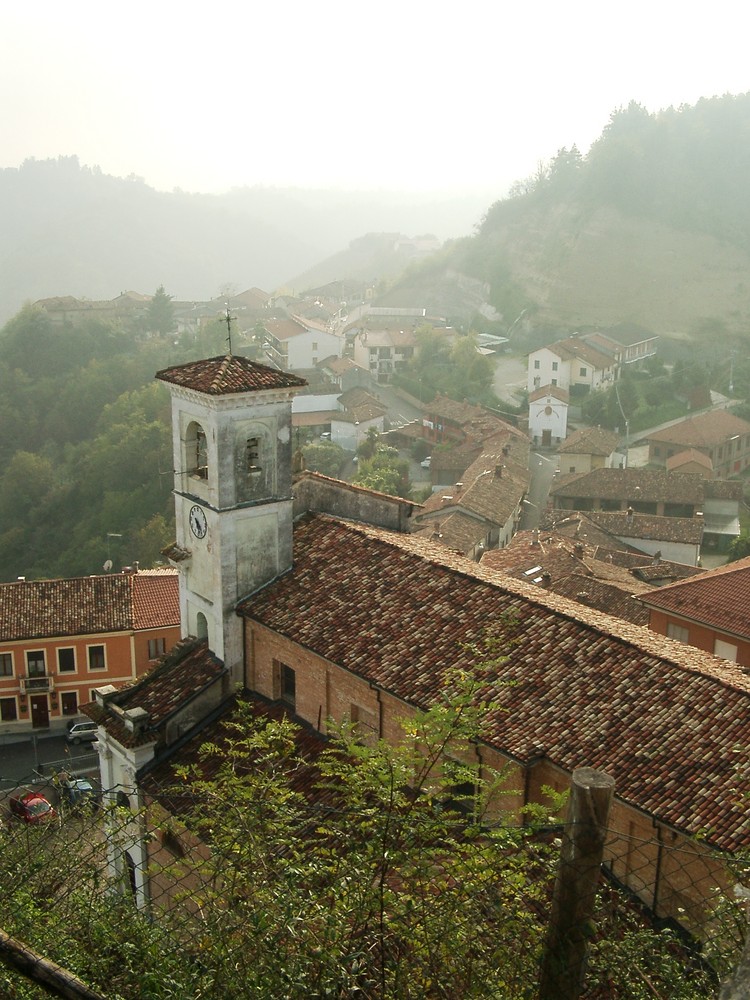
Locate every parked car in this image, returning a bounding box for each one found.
[58,775,98,810]
[66,720,98,745]
[9,792,57,823]
[421,456,432,469]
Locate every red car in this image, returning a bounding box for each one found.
[9,792,57,824]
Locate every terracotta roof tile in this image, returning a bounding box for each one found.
[238,513,750,851]
[646,410,750,448]
[156,355,307,395]
[585,510,704,545]
[558,426,620,456]
[85,639,226,747]
[0,573,177,641]
[550,467,704,504]
[637,556,750,639]
[132,573,180,630]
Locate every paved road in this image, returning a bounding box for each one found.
[0,733,98,788]
[520,450,558,530]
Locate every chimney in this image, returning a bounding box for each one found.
[540,572,552,589]
[574,543,584,559]
[531,529,540,546]
[626,506,634,526]
[494,464,504,478]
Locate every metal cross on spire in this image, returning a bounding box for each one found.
[223,305,236,355]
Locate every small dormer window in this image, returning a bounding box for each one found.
[247,437,261,473]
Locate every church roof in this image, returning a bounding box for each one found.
[156,355,308,395]
[238,513,750,851]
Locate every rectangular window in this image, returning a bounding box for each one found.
[247,437,261,472]
[0,653,12,677]
[551,378,558,386]
[88,645,106,671]
[349,705,377,743]
[274,660,296,709]
[57,648,76,673]
[714,638,738,662]
[148,638,167,660]
[533,377,541,388]
[533,359,540,369]
[27,650,46,677]
[61,691,78,716]
[666,622,689,643]
[312,341,318,351]
[579,367,587,377]
[0,697,17,722]
[552,361,558,372]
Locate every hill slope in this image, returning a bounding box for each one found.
[376,94,750,341]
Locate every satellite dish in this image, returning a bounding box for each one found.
[103,560,113,572]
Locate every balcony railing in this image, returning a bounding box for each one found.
[20,674,55,694]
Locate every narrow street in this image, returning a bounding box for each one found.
[520,449,558,530]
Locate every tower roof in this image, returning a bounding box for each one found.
[156,355,308,395]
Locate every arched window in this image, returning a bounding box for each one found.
[196,612,208,640]
[186,421,208,480]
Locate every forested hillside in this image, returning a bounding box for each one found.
[380,94,750,343]
[0,307,238,582]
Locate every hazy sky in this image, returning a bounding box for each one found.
[1,1,747,198]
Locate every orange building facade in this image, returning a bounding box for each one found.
[0,570,180,734]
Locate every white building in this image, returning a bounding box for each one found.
[528,385,569,446]
[264,316,343,371]
[527,336,617,394]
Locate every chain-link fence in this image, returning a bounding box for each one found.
[1,757,746,1000]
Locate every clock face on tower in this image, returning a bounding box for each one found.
[189,505,208,539]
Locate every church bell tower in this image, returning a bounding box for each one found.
[156,355,307,683]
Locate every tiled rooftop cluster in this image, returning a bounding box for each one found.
[480,530,652,626]
[156,355,308,395]
[238,513,750,851]
[0,571,179,641]
[540,512,703,582]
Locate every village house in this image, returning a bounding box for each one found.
[550,467,705,517]
[584,325,659,370]
[582,509,704,566]
[556,425,620,474]
[0,569,179,735]
[317,355,371,393]
[527,335,617,395]
[637,555,750,667]
[643,409,750,479]
[350,326,417,384]
[262,315,343,371]
[84,353,750,941]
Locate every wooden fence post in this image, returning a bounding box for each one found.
[538,766,615,1000]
